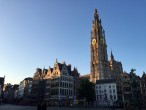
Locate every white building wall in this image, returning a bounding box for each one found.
[18,80,25,98]
[27,81,32,95]
[95,82,117,106]
[14,90,19,99]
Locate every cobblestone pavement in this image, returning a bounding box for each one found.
[0,104,123,110]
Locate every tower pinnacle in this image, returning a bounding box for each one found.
[94,9,99,20]
[110,51,114,60]
[95,9,98,14]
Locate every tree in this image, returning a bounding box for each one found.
[129,69,142,108]
[78,78,95,103]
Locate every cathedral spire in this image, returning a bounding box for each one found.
[94,9,99,20]
[91,9,100,39]
[110,51,114,60]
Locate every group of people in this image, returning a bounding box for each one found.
[37,102,47,110]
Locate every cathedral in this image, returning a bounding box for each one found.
[83,9,146,106]
[90,9,123,83]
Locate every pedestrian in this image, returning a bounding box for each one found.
[37,103,41,110]
[59,100,61,107]
[41,102,47,110]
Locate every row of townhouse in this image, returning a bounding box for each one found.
[2,83,19,103]
[1,60,80,106]
[30,60,80,106]
[6,60,80,105]
[16,69,146,107]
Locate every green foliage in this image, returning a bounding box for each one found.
[129,69,142,107]
[78,78,95,102]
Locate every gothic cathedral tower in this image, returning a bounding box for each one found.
[90,9,110,83]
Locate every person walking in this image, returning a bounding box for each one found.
[41,102,47,110]
[37,103,41,110]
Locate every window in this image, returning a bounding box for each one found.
[97,90,98,94]
[110,95,112,100]
[109,85,111,88]
[113,89,115,93]
[104,90,106,93]
[109,89,112,93]
[97,95,98,99]
[114,95,116,100]
[99,86,101,89]
[113,85,115,88]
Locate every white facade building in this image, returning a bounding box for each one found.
[95,79,117,106]
[14,90,19,99]
[18,77,32,98]
[19,80,25,98]
[27,80,32,96]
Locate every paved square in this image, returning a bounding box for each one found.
[0,104,123,110]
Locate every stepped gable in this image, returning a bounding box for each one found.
[58,62,63,71]
[72,67,79,77]
[67,64,72,75]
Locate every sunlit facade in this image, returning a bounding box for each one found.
[31,59,80,105]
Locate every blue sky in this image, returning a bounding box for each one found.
[0,0,146,84]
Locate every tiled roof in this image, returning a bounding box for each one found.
[24,77,33,81]
[80,74,90,78]
[96,78,116,84]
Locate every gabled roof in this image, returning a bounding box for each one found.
[96,78,116,84]
[58,63,63,71]
[36,68,42,76]
[67,65,72,75]
[48,66,53,72]
[80,74,90,78]
[24,77,33,81]
[72,68,80,77]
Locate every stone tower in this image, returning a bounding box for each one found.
[90,9,110,83]
[109,51,123,80]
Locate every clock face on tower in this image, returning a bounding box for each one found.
[92,39,96,45]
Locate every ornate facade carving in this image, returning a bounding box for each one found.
[31,60,80,105]
[90,9,111,83]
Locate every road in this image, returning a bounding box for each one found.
[0,104,123,110]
